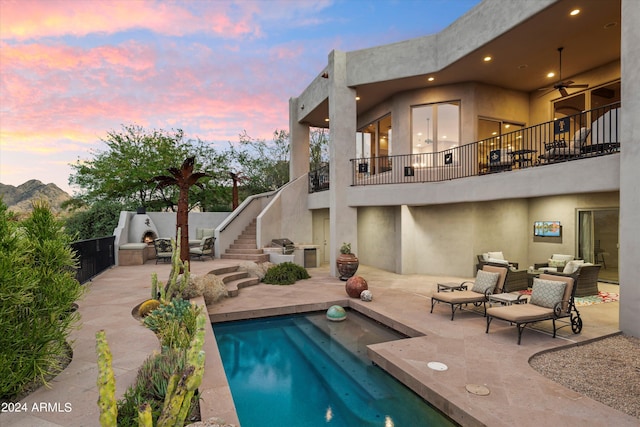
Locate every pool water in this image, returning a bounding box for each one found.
[213,311,456,427]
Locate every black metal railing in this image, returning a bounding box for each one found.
[309,163,330,193]
[71,236,115,284]
[351,102,620,186]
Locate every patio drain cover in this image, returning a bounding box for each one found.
[465,384,490,396]
[427,361,448,371]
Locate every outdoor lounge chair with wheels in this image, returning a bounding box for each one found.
[485,273,582,344]
[189,236,214,261]
[430,265,508,321]
[154,238,172,264]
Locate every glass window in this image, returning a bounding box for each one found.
[356,114,392,174]
[411,102,460,156]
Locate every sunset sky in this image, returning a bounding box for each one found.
[0,0,481,194]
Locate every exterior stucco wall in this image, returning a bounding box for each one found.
[392,200,529,277]
[620,0,640,337]
[357,206,399,273]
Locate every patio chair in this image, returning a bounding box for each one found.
[154,238,172,264]
[189,236,215,261]
[485,273,582,344]
[538,127,590,163]
[546,264,601,297]
[430,265,508,321]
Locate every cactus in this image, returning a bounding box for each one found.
[138,403,153,427]
[138,299,161,317]
[151,275,158,300]
[96,330,117,427]
[156,311,206,427]
[163,228,191,302]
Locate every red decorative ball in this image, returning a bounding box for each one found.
[345,275,368,298]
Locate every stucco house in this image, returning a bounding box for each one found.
[214,0,639,337]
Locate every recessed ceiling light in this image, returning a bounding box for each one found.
[570,9,580,16]
[355,96,360,101]
[427,76,435,82]
[483,56,492,62]
[547,72,555,78]
[324,118,329,122]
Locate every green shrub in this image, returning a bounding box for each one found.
[0,201,83,400]
[262,262,310,285]
[143,299,203,349]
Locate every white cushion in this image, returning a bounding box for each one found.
[551,254,574,262]
[481,253,490,261]
[571,127,590,149]
[563,259,585,274]
[487,257,509,265]
[487,251,505,260]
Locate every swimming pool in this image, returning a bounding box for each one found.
[213,310,456,427]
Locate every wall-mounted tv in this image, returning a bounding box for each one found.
[534,221,562,237]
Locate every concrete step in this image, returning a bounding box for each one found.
[225,276,261,297]
[207,265,240,276]
[234,238,257,245]
[229,243,257,250]
[226,248,264,254]
[221,253,270,263]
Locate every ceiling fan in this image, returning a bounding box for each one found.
[539,47,588,97]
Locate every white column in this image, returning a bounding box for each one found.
[328,50,357,276]
[289,97,310,181]
[619,0,640,337]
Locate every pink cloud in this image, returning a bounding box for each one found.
[0,0,262,41]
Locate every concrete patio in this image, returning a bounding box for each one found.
[1,259,636,427]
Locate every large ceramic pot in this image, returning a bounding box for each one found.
[336,253,359,281]
[345,275,368,298]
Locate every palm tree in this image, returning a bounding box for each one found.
[153,157,209,268]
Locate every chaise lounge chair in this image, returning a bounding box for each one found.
[485,273,582,344]
[430,265,508,321]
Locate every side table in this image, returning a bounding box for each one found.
[437,282,467,292]
[488,292,528,306]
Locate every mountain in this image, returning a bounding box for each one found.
[0,180,72,217]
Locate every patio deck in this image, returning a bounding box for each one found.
[1,260,635,427]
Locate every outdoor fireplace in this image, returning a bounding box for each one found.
[128,213,160,245]
[142,231,157,244]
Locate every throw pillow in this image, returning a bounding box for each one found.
[563,260,584,274]
[471,270,500,294]
[548,259,567,268]
[487,251,505,260]
[530,279,566,309]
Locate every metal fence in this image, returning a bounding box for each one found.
[350,102,620,186]
[309,163,330,193]
[71,236,115,284]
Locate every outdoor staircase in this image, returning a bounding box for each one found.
[220,219,270,263]
[208,265,260,298]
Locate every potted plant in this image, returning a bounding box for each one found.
[336,242,359,281]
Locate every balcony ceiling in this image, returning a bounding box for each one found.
[304,0,621,128]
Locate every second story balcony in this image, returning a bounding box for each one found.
[348,102,620,187]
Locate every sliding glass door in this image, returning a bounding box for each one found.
[577,208,619,283]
